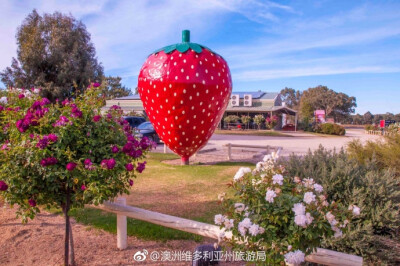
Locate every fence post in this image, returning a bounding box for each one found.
[164,143,167,154]
[115,197,127,250]
[227,143,232,160]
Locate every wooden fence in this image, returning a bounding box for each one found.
[224,143,282,160]
[365,130,396,136]
[91,199,363,266]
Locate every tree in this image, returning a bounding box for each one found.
[0,10,103,102]
[253,115,265,130]
[363,111,374,124]
[100,76,132,100]
[352,114,363,125]
[0,87,152,265]
[299,86,356,122]
[280,87,302,109]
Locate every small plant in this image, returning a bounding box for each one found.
[241,115,252,129]
[253,115,265,130]
[215,155,358,265]
[266,115,279,130]
[224,115,240,124]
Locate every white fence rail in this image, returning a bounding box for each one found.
[91,199,362,266]
[224,143,282,160]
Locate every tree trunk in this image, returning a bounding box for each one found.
[69,219,75,266]
[63,192,70,266]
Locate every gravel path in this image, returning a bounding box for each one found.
[154,129,381,164]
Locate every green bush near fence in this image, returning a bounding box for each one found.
[314,123,346,135]
[281,146,400,264]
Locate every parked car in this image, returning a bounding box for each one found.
[137,122,160,143]
[123,116,146,128]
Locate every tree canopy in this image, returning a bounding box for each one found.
[299,85,356,121]
[100,76,132,100]
[0,10,103,101]
[280,87,302,109]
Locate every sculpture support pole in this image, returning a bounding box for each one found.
[181,156,189,165]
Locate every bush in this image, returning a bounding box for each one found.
[314,123,345,135]
[348,134,400,176]
[281,146,400,264]
[215,155,358,265]
[253,115,265,130]
[224,115,240,124]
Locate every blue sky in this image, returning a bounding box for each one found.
[1,0,399,114]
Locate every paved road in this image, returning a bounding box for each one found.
[204,129,381,156]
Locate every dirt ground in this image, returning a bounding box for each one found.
[0,203,224,266]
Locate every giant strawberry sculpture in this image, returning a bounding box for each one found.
[138,30,232,164]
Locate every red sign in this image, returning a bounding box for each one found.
[314,110,325,123]
[380,120,385,128]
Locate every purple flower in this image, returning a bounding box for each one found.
[71,107,83,118]
[129,179,134,186]
[0,105,4,112]
[106,158,116,169]
[0,180,8,191]
[18,94,25,99]
[40,157,58,166]
[61,99,70,106]
[84,159,92,165]
[136,161,146,173]
[111,146,119,153]
[53,116,71,127]
[106,113,112,119]
[36,136,49,149]
[93,115,101,122]
[110,105,121,110]
[81,184,86,191]
[93,82,101,87]
[48,134,58,142]
[16,119,30,133]
[66,162,77,171]
[122,142,133,153]
[28,199,36,207]
[125,163,134,171]
[40,98,51,106]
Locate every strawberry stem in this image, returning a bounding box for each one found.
[182,30,190,42]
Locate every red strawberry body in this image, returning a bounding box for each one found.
[138,30,232,163]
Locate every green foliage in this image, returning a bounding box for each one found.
[253,115,265,129]
[364,124,377,131]
[281,146,400,264]
[0,10,103,102]
[280,87,302,109]
[348,134,400,176]
[0,87,152,222]
[223,115,240,123]
[314,123,346,136]
[241,115,251,124]
[100,76,132,100]
[299,85,356,122]
[216,157,356,265]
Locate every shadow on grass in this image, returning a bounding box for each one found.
[69,208,203,243]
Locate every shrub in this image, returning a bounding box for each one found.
[253,115,265,130]
[241,115,251,129]
[348,134,400,176]
[266,115,279,130]
[215,155,358,265]
[314,123,345,135]
[281,146,400,264]
[224,115,240,124]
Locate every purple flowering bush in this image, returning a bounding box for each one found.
[215,154,360,265]
[0,86,154,222]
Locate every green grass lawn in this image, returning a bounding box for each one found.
[214,129,292,137]
[66,153,254,242]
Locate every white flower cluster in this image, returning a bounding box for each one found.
[348,204,361,216]
[233,167,252,182]
[292,203,313,227]
[238,217,264,237]
[284,250,305,265]
[265,188,277,203]
[0,96,7,104]
[214,214,235,231]
[325,211,343,238]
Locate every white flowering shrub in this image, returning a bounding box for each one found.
[215,154,360,265]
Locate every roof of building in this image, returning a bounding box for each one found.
[225,105,297,115]
[115,94,141,100]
